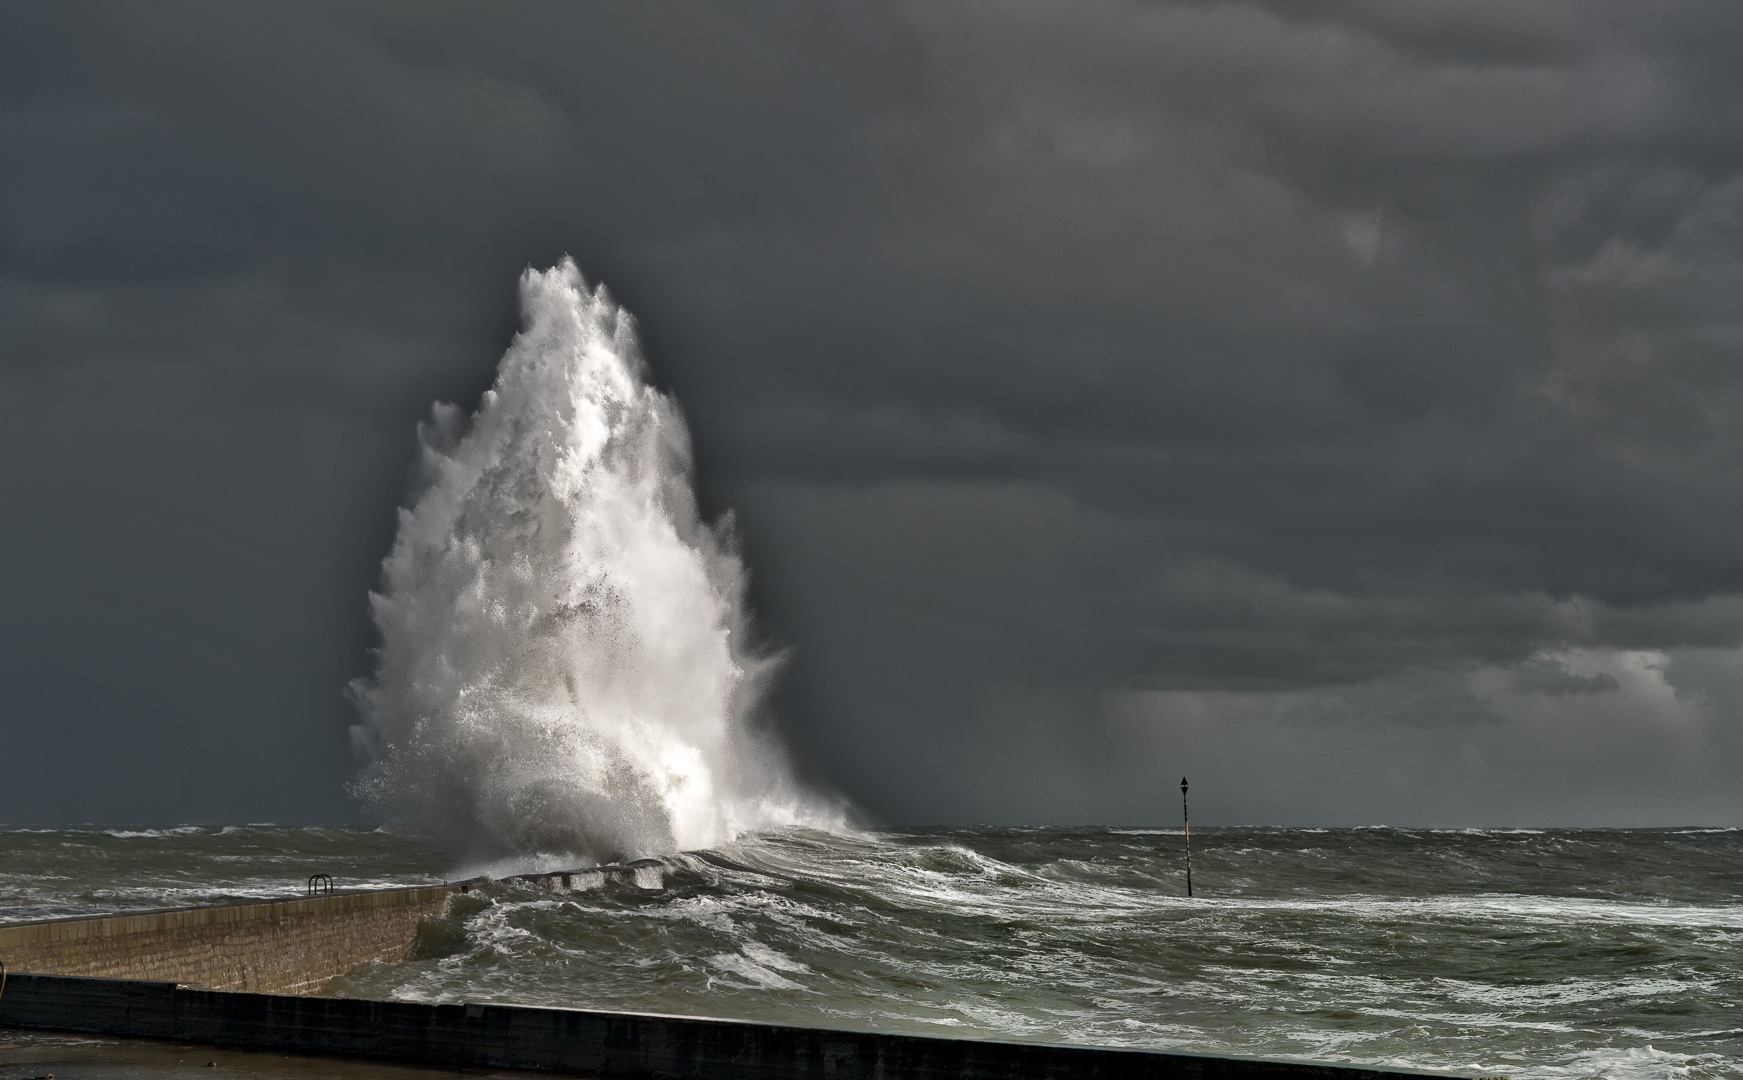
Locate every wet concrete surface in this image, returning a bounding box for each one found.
[0,1031,566,1080]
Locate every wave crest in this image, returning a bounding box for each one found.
[349,259,831,863]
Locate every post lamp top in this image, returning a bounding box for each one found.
[1180,777,1189,794]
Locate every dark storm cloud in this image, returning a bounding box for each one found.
[2,1,1741,825]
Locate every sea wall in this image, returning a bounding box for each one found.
[0,887,456,994]
[0,973,1475,1080]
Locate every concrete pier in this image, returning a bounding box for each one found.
[0,973,1476,1080]
[0,886,456,994]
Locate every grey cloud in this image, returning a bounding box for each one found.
[1509,657,1620,696]
[2,1,1741,825]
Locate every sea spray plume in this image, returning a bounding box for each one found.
[350,259,824,864]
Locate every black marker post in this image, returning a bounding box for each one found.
[1181,776,1192,898]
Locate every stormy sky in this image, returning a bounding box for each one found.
[3,1,1741,827]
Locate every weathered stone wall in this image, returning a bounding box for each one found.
[0,886,456,994]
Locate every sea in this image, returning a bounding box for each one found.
[0,825,1739,1080]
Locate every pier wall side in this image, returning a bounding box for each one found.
[0,887,455,994]
[0,973,1474,1080]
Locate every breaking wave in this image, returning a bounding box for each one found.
[349,259,834,864]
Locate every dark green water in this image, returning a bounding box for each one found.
[3,826,1739,1079]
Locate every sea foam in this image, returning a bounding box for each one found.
[349,259,828,863]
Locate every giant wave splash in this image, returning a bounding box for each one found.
[350,259,827,864]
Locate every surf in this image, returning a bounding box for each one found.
[348,259,831,865]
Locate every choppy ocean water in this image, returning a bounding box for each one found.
[1,825,1739,1080]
